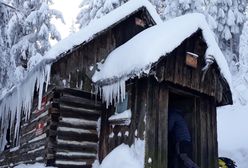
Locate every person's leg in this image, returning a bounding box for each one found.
[179,141,192,168]
[179,141,192,157]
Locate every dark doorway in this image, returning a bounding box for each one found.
[167,91,195,168]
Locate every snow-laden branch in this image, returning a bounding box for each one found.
[0,2,21,12]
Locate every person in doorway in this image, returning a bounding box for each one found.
[168,106,200,168]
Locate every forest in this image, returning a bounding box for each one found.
[1,0,248,167]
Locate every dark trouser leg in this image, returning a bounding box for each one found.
[179,141,192,168]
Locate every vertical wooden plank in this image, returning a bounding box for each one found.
[192,97,198,164]
[128,78,138,145]
[199,97,209,168]
[211,98,218,168]
[206,98,211,168]
[98,107,111,163]
[157,84,169,168]
[136,78,148,140]
[145,77,158,168]
[208,98,215,168]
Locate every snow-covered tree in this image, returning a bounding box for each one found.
[239,21,248,76]
[0,1,16,92]
[69,19,77,34]
[149,0,165,18]
[77,0,168,28]
[162,0,205,20]
[8,0,64,73]
[77,0,128,28]
[207,0,247,72]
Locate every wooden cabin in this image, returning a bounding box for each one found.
[0,1,161,167]
[0,2,232,168]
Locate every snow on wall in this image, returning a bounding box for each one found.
[92,13,232,107]
[108,109,132,121]
[0,0,161,152]
[94,139,145,168]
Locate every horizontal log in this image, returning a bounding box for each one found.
[21,111,50,135]
[59,112,99,122]
[57,129,98,142]
[20,125,49,145]
[56,150,96,160]
[60,95,102,109]
[59,117,97,130]
[57,127,97,137]
[55,159,93,168]
[57,88,100,101]
[60,104,100,115]
[57,139,97,148]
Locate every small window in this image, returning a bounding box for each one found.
[115,93,128,114]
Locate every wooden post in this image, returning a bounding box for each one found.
[157,83,169,168]
[145,78,169,168]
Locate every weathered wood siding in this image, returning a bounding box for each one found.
[144,78,169,168]
[154,30,232,106]
[50,8,156,92]
[0,92,53,167]
[193,96,218,168]
[98,78,149,162]
[49,88,102,168]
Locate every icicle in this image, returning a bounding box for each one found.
[37,68,45,110]
[101,77,127,108]
[45,64,51,92]
[0,63,52,152]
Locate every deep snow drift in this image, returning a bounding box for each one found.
[93,139,145,168]
[217,75,248,168]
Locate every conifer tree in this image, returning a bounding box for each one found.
[162,0,205,20]
[0,1,15,92]
[8,0,64,74]
[208,0,247,73]
[76,0,128,28]
[76,0,166,28]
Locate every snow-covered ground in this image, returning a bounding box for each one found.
[218,104,248,168]
[93,139,145,168]
[14,163,54,168]
[217,74,248,168]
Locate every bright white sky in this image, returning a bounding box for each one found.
[50,0,82,42]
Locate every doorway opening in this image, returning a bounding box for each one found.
[167,91,195,168]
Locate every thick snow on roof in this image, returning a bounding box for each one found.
[0,0,162,152]
[43,0,162,61]
[92,13,232,88]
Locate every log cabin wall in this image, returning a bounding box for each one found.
[0,90,54,167]
[50,88,102,168]
[50,7,156,92]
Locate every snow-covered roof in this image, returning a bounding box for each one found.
[92,13,233,107]
[0,0,162,152]
[42,0,162,61]
[92,13,232,88]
